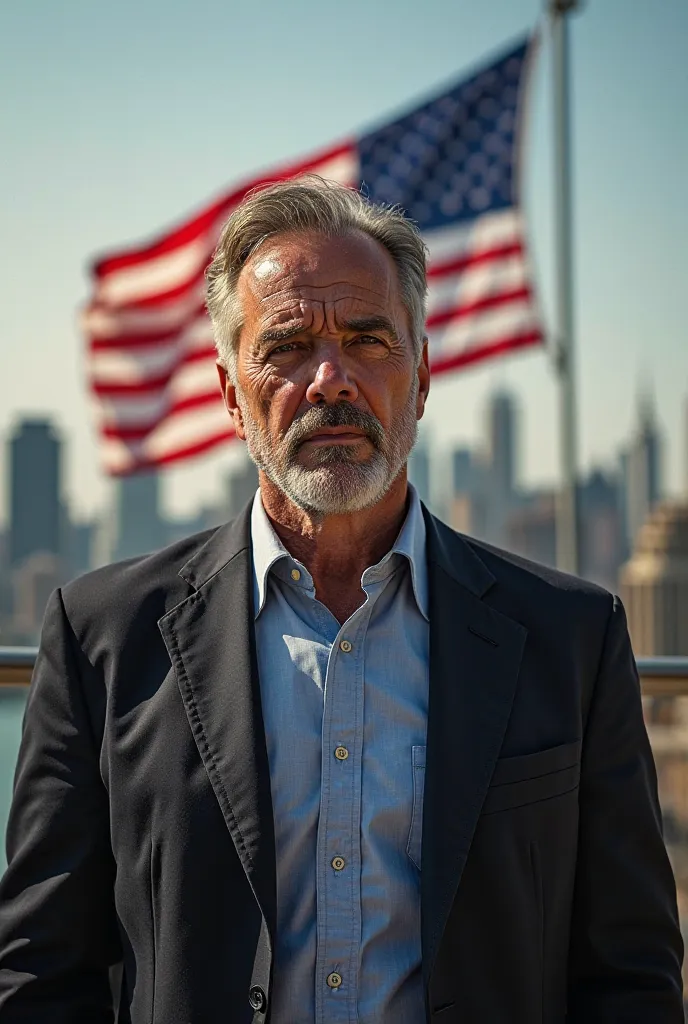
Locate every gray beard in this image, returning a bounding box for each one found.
[238,382,419,516]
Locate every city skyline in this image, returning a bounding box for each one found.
[1,0,686,522]
[2,383,677,546]
[2,380,686,531]
[0,384,681,646]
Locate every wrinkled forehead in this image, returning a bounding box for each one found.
[238,230,404,320]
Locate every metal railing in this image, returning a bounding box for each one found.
[1,647,688,696]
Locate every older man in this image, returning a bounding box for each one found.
[0,179,683,1023]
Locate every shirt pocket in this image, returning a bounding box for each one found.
[406,744,426,870]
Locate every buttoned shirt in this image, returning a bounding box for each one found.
[251,486,430,1023]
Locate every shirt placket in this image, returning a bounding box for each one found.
[314,598,376,1024]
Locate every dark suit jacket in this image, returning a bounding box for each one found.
[0,505,683,1022]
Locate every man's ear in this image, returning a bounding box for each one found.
[216,362,247,440]
[416,338,430,420]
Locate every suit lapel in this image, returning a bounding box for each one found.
[421,512,527,979]
[158,508,276,939]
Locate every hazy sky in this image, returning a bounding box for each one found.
[1,0,686,523]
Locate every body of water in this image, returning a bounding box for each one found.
[0,690,27,870]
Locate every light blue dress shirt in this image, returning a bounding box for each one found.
[251,486,430,1024]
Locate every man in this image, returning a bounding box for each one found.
[0,179,683,1023]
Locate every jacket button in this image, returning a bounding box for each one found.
[248,985,266,1011]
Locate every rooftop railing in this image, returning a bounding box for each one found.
[1,647,688,695]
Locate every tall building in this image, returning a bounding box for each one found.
[408,435,431,507]
[620,501,688,656]
[482,391,519,546]
[67,519,97,578]
[623,390,662,551]
[448,446,478,535]
[452,447,474,496]
[12,552,64,644]
[486,391,517,499]
[8,418,63,568]
[112,471,165,562]
[224,455,260,519]
[506,490,557,568]
[578,469,624,590]
[0,529,11,624]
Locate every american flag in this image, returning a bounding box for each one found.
[84,36,542,475]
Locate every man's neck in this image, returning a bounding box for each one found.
[258,471,410,624]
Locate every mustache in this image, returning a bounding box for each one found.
[284,403,385,455]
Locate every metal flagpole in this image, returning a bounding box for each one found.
[549,0,582,575]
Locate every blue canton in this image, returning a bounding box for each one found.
[357,38,529,230]
[251,486,430,1023]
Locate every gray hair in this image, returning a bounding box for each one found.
[205,176,428,377]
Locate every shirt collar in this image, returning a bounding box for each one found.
[250,483,429,621]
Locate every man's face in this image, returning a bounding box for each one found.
[219,229,430,515]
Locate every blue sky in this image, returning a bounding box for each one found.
[0,0,686,522]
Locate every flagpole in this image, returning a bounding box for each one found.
[550,0,581,575]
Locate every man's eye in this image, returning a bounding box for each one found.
[270,342,300,355]
[356,335,383,345]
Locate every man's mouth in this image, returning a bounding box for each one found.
[301,427,369,447]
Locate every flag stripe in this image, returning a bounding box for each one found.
[428,256,528,312]
[89,318,209,352]
[101,401,231,471]
[91,345,216,396]
[428,240,524,279]
[430,328,542,375]
[107,429,234,475]
[100,391,222,438]
[93,142,356,277]
[430,300,540,352]
[422,208,524,263]
[426,285,532,329]
[85,295,207,340]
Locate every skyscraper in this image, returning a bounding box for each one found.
[224,455,260,520]
[487,391,517,500]
[408,433,431,507]
[8,418,63,568]
[112,471,165,562]
[452,448,474,496]
[620,501,688,656]
[578,469,623,590]
[482,391,518,546]
[623,390,662,550]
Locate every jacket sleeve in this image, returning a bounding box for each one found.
[567,594,684,1021]
[0,588,120,1022]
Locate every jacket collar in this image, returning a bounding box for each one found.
[177,501,253,591]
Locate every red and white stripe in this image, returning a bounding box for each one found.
[84,143,541,475]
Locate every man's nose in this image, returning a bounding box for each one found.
[306,353,359,406]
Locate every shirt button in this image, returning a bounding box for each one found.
[327,972,343,989]
[290,568,301,581]
[331,856,346,871]
[339,639,352,653]
[334,746,349,761]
